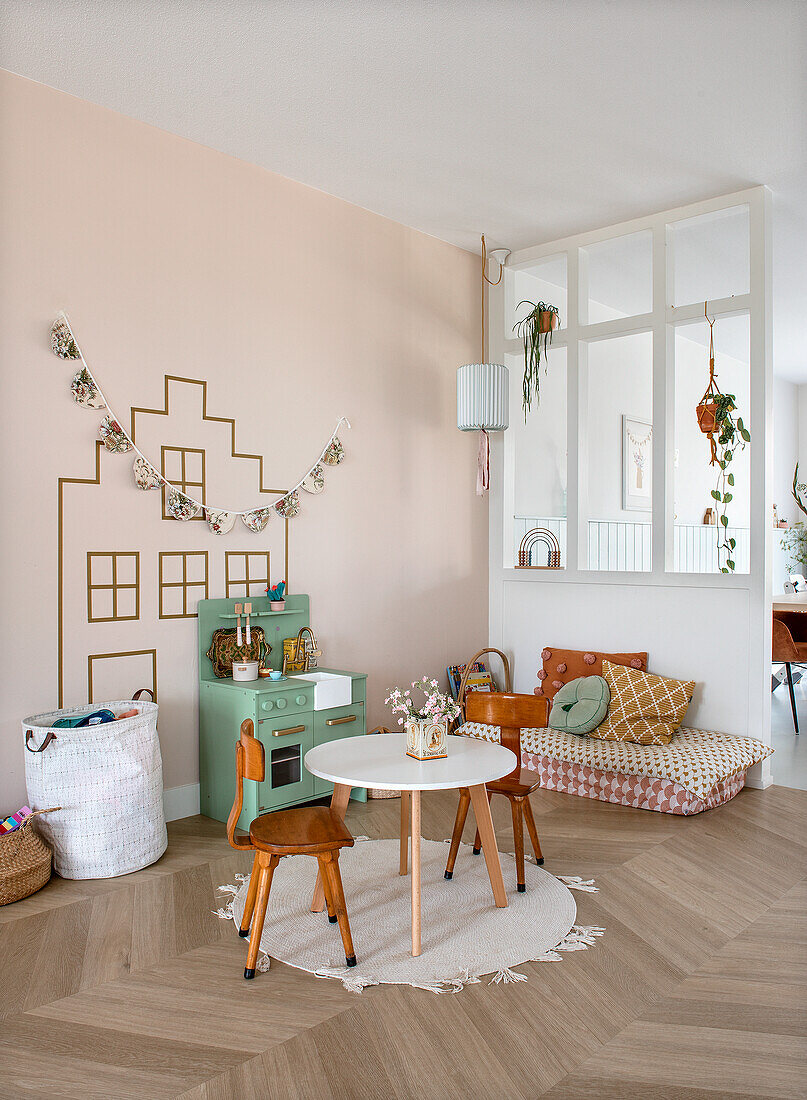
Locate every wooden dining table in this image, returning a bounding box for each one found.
[773,593,807,613]
[304,733,517,956]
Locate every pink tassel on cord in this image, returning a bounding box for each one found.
[476,430,490,496]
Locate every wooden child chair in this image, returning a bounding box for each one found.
[227,718,357,978]
[445,650,549,892]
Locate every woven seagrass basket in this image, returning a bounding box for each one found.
[366,727,400,799]
[0,810,57,905]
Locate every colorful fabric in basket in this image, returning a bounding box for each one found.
[460,722,771,804]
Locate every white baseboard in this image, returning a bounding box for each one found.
[745,760,773,790]
[163,782,200,821]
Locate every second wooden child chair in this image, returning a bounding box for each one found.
[227,719,358,978]
[444,650,549,892]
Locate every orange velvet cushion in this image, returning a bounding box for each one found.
[536,648,648,700]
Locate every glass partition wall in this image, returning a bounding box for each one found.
[496,190,764,582]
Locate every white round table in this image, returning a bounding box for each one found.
[305,733,517,956]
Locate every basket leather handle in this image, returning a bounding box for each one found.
[25,730,57,753]
[132,687,155,702]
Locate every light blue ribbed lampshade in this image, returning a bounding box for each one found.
[456,362,509,432]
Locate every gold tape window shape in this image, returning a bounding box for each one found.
[159,551,209,618]
[161,446,206,521]
[87,649,156,704]
[86,552,140,622]
[225,552,271,598]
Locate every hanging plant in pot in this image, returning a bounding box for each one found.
[513,301,560,418]
[697,307,751,572]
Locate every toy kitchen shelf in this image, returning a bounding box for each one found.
[198,594,367,831]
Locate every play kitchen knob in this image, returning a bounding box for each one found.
[276,698,287,710]
[296,695,307,706]
[261,700,274,712]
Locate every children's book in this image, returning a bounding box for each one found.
[446,662,496,700]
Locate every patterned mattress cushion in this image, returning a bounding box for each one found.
[459,722,772,802]
[520,750,747,815]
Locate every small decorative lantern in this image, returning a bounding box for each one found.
[457,235,511,495]
[405,717,448,761]
[456,362,509,432]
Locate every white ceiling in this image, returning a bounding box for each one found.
[3,0,806,377]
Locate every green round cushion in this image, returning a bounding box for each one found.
[548,675,610,735]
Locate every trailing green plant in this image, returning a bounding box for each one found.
[513,301,560,419]
[707,392,750,572]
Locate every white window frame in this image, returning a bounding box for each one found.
[489,186,771,593]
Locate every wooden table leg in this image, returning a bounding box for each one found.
[399,790,411,875]
[468,783,508,908]
[311,782,351,912]
[410,789,421,956]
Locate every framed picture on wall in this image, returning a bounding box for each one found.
[622,414,652,512]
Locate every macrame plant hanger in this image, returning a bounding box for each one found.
[697,302,720,466]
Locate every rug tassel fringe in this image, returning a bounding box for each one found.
[489,966,528,985]
[558,876,599,892]
[315,965,378,994]
[533,924,605,962]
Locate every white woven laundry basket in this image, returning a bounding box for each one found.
[22,694,167,879]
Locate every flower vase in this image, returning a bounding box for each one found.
[405,717,448,760]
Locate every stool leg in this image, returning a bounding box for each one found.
[400,790,411,875]
[511,797,526,892]
[472,789,492,854]
[323,853,356,967]
[244,854,278,979]
[523,795,544,865]
[317,854,338,923]
[445,788,470,879]
[786,663,800,734]
[238,852,260,937]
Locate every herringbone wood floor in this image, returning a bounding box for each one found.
[1,785,805,1099]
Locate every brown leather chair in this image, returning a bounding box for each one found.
[227,719,357,979]
[772,612,807,734]
[444,691,550,892]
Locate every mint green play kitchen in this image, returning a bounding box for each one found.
[198,594,366,829]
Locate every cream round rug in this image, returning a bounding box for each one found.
[217,839,603,993]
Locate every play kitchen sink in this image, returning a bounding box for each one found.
[295,671,352,710]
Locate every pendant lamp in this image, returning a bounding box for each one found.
[457,235,510,494]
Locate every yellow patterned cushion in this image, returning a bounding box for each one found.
[592,660,695,745]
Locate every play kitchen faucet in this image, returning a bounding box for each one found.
[282,626,322,674]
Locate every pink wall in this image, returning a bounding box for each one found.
[0,71,487,810]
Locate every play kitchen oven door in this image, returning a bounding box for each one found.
[257,714,314,809]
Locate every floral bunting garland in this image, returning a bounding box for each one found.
[51,312,349,534]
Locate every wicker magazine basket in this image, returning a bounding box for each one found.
[0,809,58,906]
